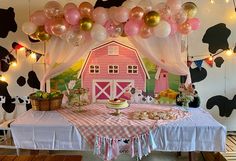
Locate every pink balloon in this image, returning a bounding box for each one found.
[166,0,181,14]
[30,10,48,26]
[64,8,81,25]
[104,20,116,37]
[114,6,129,23]
[175,9,187,24]
[44,20,54,34]
[44,1,63,18]
[187,18,200,30]
[51,18,69,36]
[168,18,177,35]
[93,7,109,25]
[64,2,77,12]
[108,7,117,21]
[124,20,140,36]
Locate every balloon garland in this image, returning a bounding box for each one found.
[22,0,200,46]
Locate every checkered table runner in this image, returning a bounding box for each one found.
[58,104,189,148]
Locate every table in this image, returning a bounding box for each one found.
[11,104,226,160]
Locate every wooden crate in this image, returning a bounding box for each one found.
[202,134,236,161]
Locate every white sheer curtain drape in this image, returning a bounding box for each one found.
[40,34,190,90]
[129,34,191,83]
[40,37,97,90]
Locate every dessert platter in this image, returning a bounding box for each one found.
[106,98,129,116]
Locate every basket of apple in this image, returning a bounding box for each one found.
[29,91,63,111]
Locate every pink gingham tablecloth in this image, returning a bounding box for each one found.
[57,104,189,160]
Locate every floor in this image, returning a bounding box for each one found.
[0,149,204,161]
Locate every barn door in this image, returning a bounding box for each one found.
[114,80,134,99]
[93,80,112,102]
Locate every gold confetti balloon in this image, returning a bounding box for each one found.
[35,26,51,41]
[182,2,197,18]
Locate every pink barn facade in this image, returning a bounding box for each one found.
[78,41,150,102]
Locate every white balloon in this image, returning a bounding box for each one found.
[153,20,171,38]
[90,24,107,42]
[22,22,37,35]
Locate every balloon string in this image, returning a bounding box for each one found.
[28,0,31,21]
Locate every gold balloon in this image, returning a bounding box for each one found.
[140,24,152,38]
[35,26,51,41]
[29,33,40,41]
[178,21,192,35]
[79,18,93,31]
[144,11,160,27]
[130,7,145,21]
[182,2,197,18]
[79,2,93,18]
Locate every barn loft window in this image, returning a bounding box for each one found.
[108,46,119,55]
[108,65,119,74]
[127,65,138,74]
[89,65,100,74]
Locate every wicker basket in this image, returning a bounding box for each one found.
[50,95,63,110]
[30,94,50,111]
[29,93,63,111]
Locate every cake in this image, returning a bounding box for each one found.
[107,98,129,109]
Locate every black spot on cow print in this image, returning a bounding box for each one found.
[17,76,26,87]
[94,0,126,8]
[0,7,17,38]
[206,95,236,117]
[123,139,129,144]
[214,57,224,68]
[0,80,15,113]
[0,45,16,72]
[26,103,32,111]
[202,23,231,54]
[130,88,135,94]
[18,97,24,103]
[27,71,40,90]
[190,67,207,83]
[142,97,146,102]
[182,67,208,83]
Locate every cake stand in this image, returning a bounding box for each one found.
[106,103,129,116]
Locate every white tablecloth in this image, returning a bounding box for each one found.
[11,105,226,152]
[11,110,89,150]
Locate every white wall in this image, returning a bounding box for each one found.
[186,0,236,131]
[0,0,236,130]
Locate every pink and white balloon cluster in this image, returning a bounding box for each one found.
[21,0,200,46]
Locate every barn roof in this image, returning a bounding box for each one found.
[77,41,150,79]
